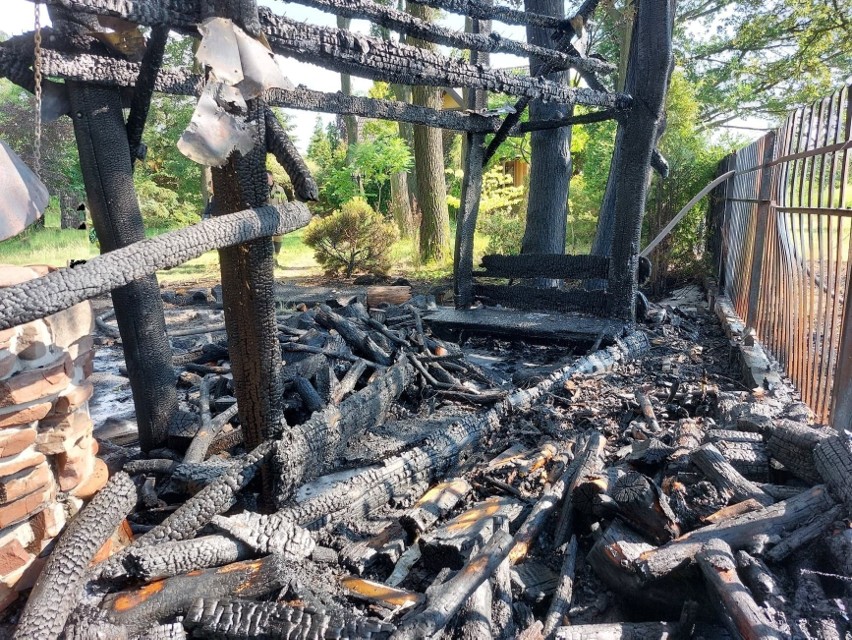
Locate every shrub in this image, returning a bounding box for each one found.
[303,198,399,277]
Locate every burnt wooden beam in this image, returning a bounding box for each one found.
[211,97,284,488]
[185,597,395,639]
[102,556,290,633]
[763,503,845,563]
[2,46,501,132]
[13,473,138,640]
[479,254,609,280]
[542,535,578,637]
[611,470,680,545]
[315,305,393,365]
[696,539,786,639]
[514,108,619,134]
[474,284,609,315]
[769,423,830,485]
[274,359,414,501]
[288,0,613,76]
[636,485,836,583]
[264,107,318,202]
[391,530,514,639]
[400,477,472,538]
[552,622,687,639]
[261,10,627,107]
[408,0,571,29]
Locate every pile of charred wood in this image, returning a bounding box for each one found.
[4,292,851,640]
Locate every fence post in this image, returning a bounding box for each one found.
[745,132,776,328]
[831,262,852,430]
[718,152,737,292]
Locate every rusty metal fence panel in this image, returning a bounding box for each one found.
[715,83,852,426]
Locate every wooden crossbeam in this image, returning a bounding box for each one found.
[479,254,610,280]
[473,284,610,315]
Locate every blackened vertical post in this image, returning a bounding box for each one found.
[66,82,177,452]
[211,100,284,456]
[605,0,674,322]
[454,6,490,308]
[745,133,777,328]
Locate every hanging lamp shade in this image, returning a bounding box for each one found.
[0,141,49,242]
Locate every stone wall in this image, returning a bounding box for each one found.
[0,265,103,611]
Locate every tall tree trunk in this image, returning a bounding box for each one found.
[521,0,572,285]
[409,3,450,263]
[337,16,359,148]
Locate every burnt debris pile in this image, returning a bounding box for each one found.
[2,288,847,639]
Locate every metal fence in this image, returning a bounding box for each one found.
[713,83,852,426]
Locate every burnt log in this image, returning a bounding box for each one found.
[696,539,786,639]
[493,558,515,640]
[184,597,395,639]
[122,535,254,581]
[542,535,578,638]
[813,434,852,513]
[136,623,187,640]
[210,510,316,559]
[315,305,393,365]
[716,441,770,481]
[98,442,273,580]
[331,360,368,404]
[12,472,137,640]
[391,530,514,639]
[294,376,326,414]
[554,432,606,545]
[400,477,472,538]
[736,551,789,629]
[285,334,649,529]
[763,503,844,563]
[275,359,414,502]
[552,622,687,639]
[635,389,660,432]
[765,421,828,484]
[611,470,680,544]
[102,556,290,633]
[63,606,129,640]
[457,580,492,640]
[340,522,410,575]
[419,497,525,570]
[636,485,836,582]
[667,418,704,473]
[691,444,774,507]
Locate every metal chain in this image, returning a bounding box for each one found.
[33,1,44,179]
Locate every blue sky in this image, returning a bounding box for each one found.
[5,0,527,150]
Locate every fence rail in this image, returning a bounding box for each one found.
[713,83,852,426]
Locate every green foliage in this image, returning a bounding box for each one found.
[457,167,527,255]
[644,70,728,291]
[306,117,412,216]
[303,198,399,277]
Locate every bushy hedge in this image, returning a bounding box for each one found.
[303,198,399,277]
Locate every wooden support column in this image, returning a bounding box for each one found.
[745,132,777,328]
[604,0,673,322]
[454,7,490,308]
[211,100,284,464]
[66,81,177,452]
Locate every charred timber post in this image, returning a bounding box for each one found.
[211,98,285,468]
[454,132,485,308]
[696,539,786,639]
[65,79,177,451]
[604,0,673,322]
